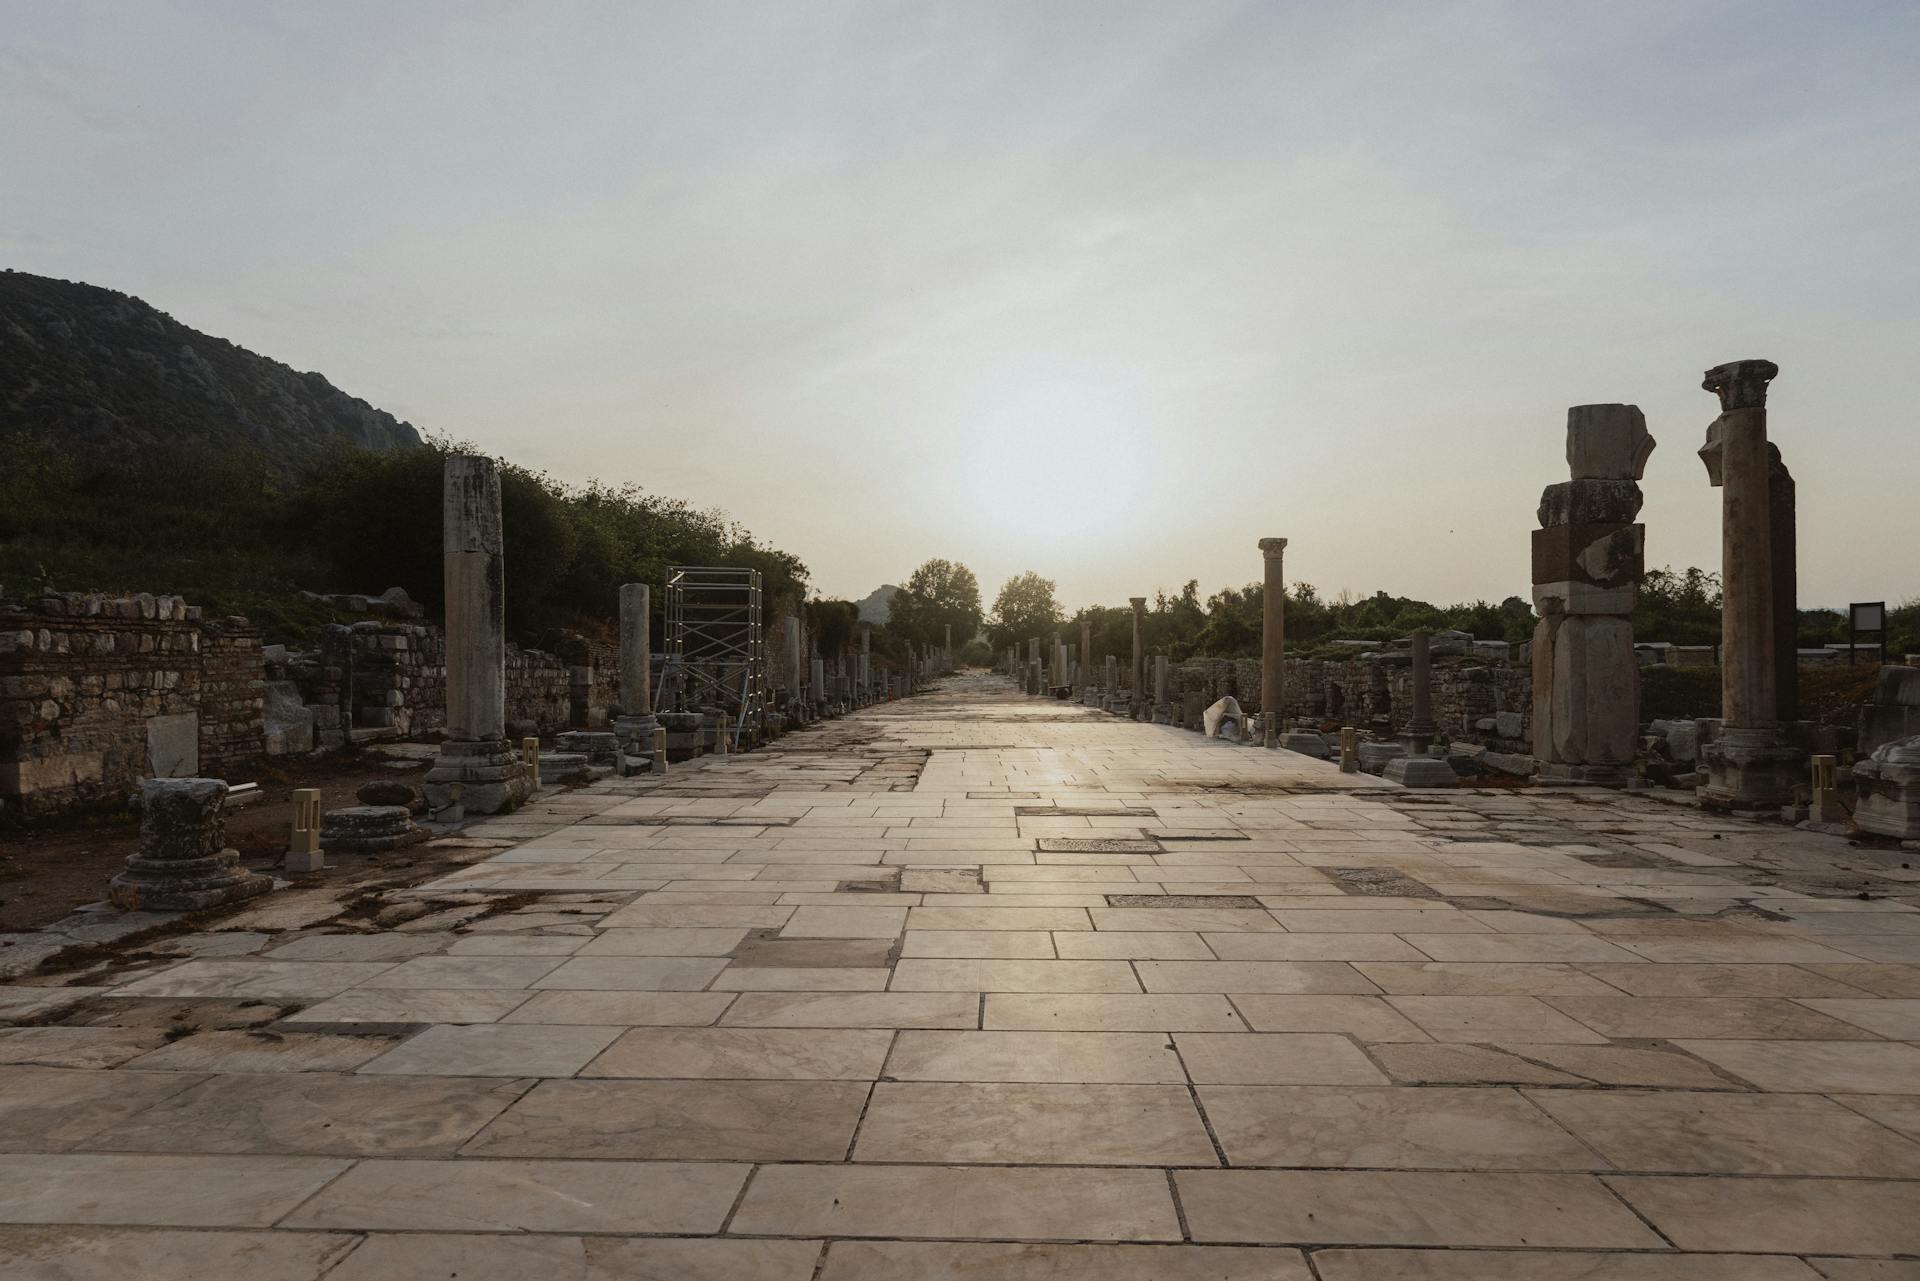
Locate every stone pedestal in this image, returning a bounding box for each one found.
[1854,736,1920,839]
[1280,732,1331,759]
[428,456,532,815]
[556,731,619,768]
[1385,754,1458,787]
[320,805,419,855]
[1357,742,1408,775]
[660,711,703,762]
[426,739,535,814]
[1700,727,1805,811]
[110,779,272,911]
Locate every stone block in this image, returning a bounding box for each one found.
[145,712,199,779]
[1537,478,1645,528]
[1384,754,1458,787]
[320,804,420,854]
[261,681,313,756]
[1854,736,1920,839]
[1566,403,1654,480]
[1531,524,1645,594]
[1531,614,1638,769]
[1356,742,1407,775]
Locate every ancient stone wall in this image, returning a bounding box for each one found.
[196,618,265,776]
[505,646,570,733]
[2,593,218,818]
[1168,654,1530,742]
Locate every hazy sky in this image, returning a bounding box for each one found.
[5,1,1916,612]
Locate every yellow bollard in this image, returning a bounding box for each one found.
[523,736,541,789]
[287,788,324,873]
[653,725,668,774]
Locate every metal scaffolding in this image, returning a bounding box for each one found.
[660,565,765,749]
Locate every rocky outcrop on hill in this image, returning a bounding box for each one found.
[0,270,421,480]
[857,584,898,624]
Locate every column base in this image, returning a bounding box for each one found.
[1279,732,1332,759]
[1534,761,1635,789]
[108,852,273,913]
[1384,756,1458,788]
[425,739,535,816]
[1698,728,1804,811]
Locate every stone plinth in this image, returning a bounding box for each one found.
[320,805,419,855]
[660,711,703,762]
[1280,732,1331,759]
[109,779,272,911]
[539,752,592,785]
[1384,754,1458,788]
[1357,742,1408,775]
[1854,736,1920,839]
[425,740,534,815]
[555,731,619,768]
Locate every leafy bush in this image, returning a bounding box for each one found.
[0,432,809,645]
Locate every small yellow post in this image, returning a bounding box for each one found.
[1339,726,1360,774]
[523,736,541,789]
[287,788,324,872]
[653,725,668,773]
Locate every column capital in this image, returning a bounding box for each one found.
[1259,537,1288,557]
[1129,597,1147,611]
[1702,359,1777,411]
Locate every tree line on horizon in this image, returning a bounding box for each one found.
[871,558,1920,667]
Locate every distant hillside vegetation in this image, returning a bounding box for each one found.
[0,270,421,479]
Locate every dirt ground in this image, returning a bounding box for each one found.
[0,750,436,932]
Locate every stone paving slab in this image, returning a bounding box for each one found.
[0,673,1915,1274]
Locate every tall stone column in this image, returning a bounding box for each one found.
[1771,451,1798,722]
[944,623,953,674]
[784,616,801,703]
[1153,654,1170,722]
[1130,597,1146,714]
[1530,405,1654,789]
[614,582,658,756]
[426,455,532,814]
[1698,359,1802,807]
[1259,538,1287,739]
[1385,630,1456,788]
[1079,618,1092,693]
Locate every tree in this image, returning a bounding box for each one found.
[989,571,1064,650]
[888,558,984,648]
[1633,566,1723,645]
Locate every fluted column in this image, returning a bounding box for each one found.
[1259,538,1287,738]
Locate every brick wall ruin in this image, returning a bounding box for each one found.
[4,590,621,819]
[0,593,263,819]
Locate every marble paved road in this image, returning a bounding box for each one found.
[3,672,1919,1279]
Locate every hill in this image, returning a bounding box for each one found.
[0,270,421,479]
[857,584,898,624]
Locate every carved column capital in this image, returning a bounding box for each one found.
[1702,359,1778,411]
